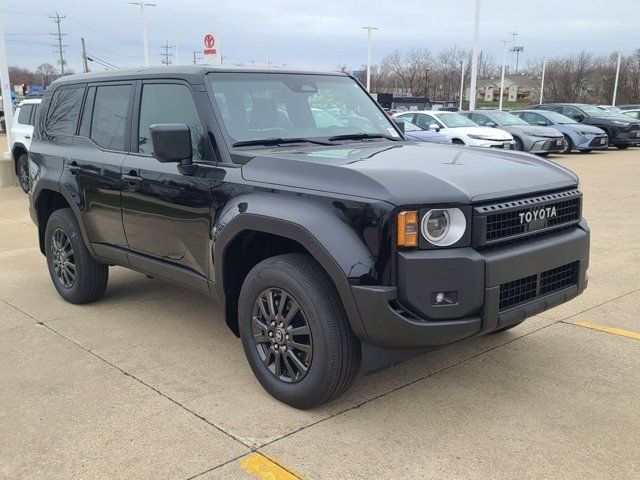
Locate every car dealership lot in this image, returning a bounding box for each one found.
[1,137,639,479]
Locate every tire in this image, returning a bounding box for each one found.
[45,208,109,304]
[1,119,5,132]
[579,149,592,154]
[615,144,630,150]
[513,136,524,151]
[238,253,360,409]
[17,154,29,193]
[537,152,550,157]
[561,135,573,154]
[452,138,465,145]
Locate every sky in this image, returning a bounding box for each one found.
[2,0,638,76]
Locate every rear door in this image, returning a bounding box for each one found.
[120,80,215,288]
[64,82,133,253]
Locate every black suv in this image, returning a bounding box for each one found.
[28,67,590,408]
[529,103,640,149]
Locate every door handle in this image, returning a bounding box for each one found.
[121,173,143,184]
[24,135,31,139]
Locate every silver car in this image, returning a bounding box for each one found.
[461,110,566,155]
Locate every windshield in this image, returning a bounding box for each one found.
[208,72,400,144]
[435,113,478,128]
[490,111,528,126]
[581,105,609,116]
[541,111,577,124]
[605,106,623,114]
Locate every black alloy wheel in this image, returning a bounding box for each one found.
[513,137,524,151]
[251,288,313,383]
[17,154,29,193]
[50,228,76,288]
[561,135,573,154]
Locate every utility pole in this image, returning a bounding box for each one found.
[539,59,546,104]
[160,40,173,65]
[192,51,201,65]
[612,51,622,106]
[499,40,508,111]
[81,37,89,73]
[362,26,378,92]
[459,58,466,110]
[49,12,67,75]
[469,0,481,111]
[129,1,156,67]
[173,44,182,64]
[508,32,518,72]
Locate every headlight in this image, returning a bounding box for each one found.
[576,131,590,136]
[421,208,466,246]
[467,134,493,140]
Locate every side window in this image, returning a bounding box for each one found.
[17,105,32,125]
[472,113,490,126]
[562,106,579,117]
[45,87,84,135]
[415,114,431,129]
[525,113,545,125]
[29,105,39,126]
[397,113,415,124]
[138,83,206,160]
[91,85,132,151]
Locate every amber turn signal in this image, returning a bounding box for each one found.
[397,210,419,247]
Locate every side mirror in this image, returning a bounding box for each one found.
[536,120,547,126]
[150,124,195,174]
[486,121,497,127]
[573,114,585,122]
[428,123,440,132]
[391,117,405,134]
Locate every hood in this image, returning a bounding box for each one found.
[586,115,638,126]
[240,142,578,206]
[451,126,512,140]
[562,123,605,134]
[503,125,563,138]
[404,131,450,144]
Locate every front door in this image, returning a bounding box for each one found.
[121,81,215,287]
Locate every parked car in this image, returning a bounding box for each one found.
[621,109,640,120]
[29,66,590,408]
[529,103,640,149]
[400,119,451,144]
[597,105,624,115]
[512,109,608,154]
[10,98,41,192]
[460,110,565,155]
[618,104,640,111]
[395,110,514,148]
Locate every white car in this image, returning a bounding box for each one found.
[11,98,41,193]
[395,110,514,149]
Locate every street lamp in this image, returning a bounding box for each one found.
[459,58,466,110]
[498,40,508,111]
[539,59,546,104]
[129,1,156,67]
[362,26,378,92]
[469,0,481,110]
[612,51,622,106]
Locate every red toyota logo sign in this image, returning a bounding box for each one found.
[204,34,215,49]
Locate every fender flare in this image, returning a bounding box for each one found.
[11,142,28,172]
[212,194,380,341]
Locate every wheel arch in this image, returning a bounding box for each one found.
[11,143,28,174]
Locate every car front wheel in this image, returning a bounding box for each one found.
[238,253,360,409]
[17,154,29,193]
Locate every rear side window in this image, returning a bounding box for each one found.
[45,87,84,135]
[17,105,33,125]
[90,85,132,151]
[137,83,206,159]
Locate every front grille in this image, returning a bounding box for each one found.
[541,139,564,151]
[588,135,608,147]
[499,262,578,310]
[474,189,582,247]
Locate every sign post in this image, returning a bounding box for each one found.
[202,33,221,65]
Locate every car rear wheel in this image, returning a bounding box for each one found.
[561,135,573,154]
[579,149,592,154]
[45,208,109,304]
[238,253,360,409]
[17,154,29,193]
[615,144,629,149]
[452,138,464,145]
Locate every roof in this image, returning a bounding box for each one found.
[51,65,348,87]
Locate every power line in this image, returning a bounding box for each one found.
[49,12,67,75]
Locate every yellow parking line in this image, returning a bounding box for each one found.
[572,321,640,341]
[239,453,303,480]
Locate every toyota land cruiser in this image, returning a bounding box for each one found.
[28,66,589,408]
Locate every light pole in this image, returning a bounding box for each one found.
[469,0,481,111]
[498,40,507,111]
[0,0,14,152]
[129,1,156,67]
[459,58,466,110]
[612,51,622,106]
[362,26,378,92]
[539,59,546,104]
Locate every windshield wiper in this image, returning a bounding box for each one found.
[328,133,400,142]
[232,137,333,147]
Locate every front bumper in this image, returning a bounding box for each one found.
[352,221,589,348]
[529,137,565,153]
[469,139,514,149]
[575,134,608,150]
[612,129,640,146]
